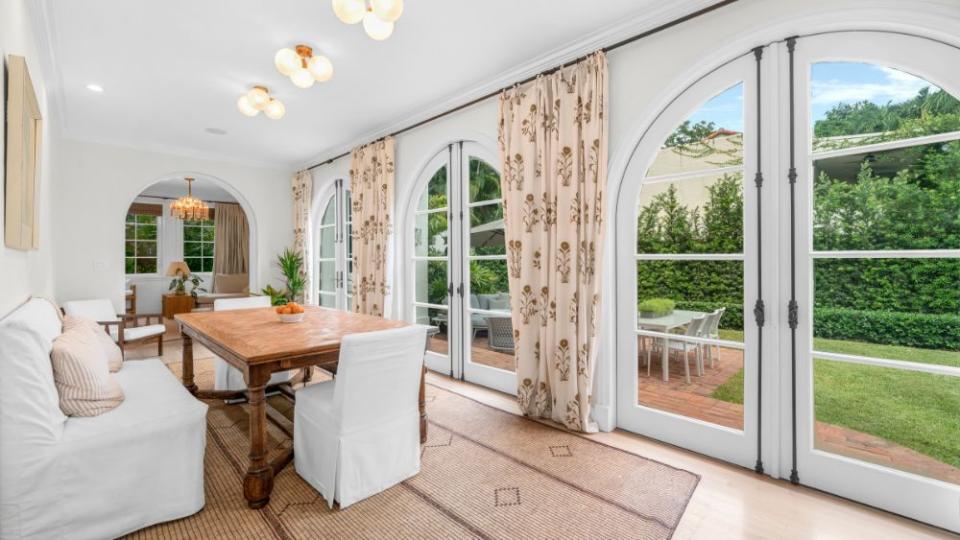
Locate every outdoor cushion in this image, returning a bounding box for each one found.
[487,298,510,312]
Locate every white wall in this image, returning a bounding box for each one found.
[0,0,56,316]
[306,0,960,443]
[52,139,292,312]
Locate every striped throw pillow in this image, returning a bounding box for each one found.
[51,321,124,416]
[63,315,123,372]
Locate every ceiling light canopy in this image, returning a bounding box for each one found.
[274,44,334,88]
[333,0,402,40]
[237,85,284,119]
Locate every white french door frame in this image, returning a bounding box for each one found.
[787,31,960,532]
[458,141,515,395]
[407,142,515,394]
[615,53,768,470]
[315,179,351,310]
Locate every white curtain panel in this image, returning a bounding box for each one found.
[498,52,608,432]
[292,169,313,304]
[348,137,395,317]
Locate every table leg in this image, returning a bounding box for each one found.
[419,364,427,444]
[662,336,669,382]
[182,333,198,395]
[243,369,274,509]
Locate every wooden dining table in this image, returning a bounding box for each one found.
[176,305,434,509]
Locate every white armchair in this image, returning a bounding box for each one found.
[62,298,165,356]
[212,296,296,391]
[294,325,428,509]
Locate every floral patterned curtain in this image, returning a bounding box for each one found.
[498,52,608,432]
[292,169,313,304]
[349,137,395,317]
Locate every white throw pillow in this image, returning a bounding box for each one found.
[51,322,124,417]
[63,315,123,372]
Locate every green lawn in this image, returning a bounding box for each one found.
[711,335,960,468]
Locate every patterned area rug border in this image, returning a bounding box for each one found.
[423,383,700,532]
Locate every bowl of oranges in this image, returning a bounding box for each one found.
[275,302,305,323]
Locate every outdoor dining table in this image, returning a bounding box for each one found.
[637,309,708,382]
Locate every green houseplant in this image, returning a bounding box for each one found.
[169,272,206,299]
[260,248,306,306]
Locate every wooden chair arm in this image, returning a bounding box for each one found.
[96,319,126,351]
[121,313,163,326]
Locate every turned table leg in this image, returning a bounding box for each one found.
[243,371,274,509]
[419,364,427,444]
[182,333,198,395]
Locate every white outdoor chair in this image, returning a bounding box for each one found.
[294,325,428,509]
[212,296,296,391]
[666,315,706,384]
[701,308,725,369]
[62,298,165,356]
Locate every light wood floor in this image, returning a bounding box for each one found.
[133,333,955,539]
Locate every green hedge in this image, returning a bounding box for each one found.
[814,307,960,351]
[674,301,743,330]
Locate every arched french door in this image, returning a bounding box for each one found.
[315,179,353,310]
[408,141,515,394]
[616,54,761,468]
[791,31,959,531]
[616,31,960,531]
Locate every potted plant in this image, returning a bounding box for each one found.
[638,298,675,318]
[260,248,306,306]
[169,272,206,299]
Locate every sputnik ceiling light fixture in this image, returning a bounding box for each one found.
[332,0,404,41]
[237,85,285,119]
[274,44,334,89]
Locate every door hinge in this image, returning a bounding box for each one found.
[447,282,453,297]
[337,270,343,289]
[456,283,464,298]
[787,300,799,330]
[753,299,765,327]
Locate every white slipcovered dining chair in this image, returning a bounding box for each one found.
[213,296,296,391]
[294,325,428,509]
[62,298,165,356]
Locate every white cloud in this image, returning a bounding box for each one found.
[811,65,939,106]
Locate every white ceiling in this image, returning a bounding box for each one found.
[40,0,711,167]
[139,178,237,203]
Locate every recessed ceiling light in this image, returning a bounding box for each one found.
[85,84,104,93]
[205,127,227,135]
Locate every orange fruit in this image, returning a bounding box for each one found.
[275,306,284,314]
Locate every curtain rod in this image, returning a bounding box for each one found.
[305,0,739,171]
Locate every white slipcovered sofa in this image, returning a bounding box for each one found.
[0,298,207,540]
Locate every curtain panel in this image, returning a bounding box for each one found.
[349,137,395,317]
[212,202,249,277]
[292,169,313,304]
[498,52,608,432]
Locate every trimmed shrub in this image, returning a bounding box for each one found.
[814,307,960,351]
[638,298,675,316]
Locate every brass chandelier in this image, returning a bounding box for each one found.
[170,177,210,221]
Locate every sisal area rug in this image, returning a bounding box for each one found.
[128,359,698,539]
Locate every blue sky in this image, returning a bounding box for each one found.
[680,63,939,135]
[810,62,937,121]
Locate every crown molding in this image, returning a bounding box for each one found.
[60,134,292,172]
[296,0,726,169]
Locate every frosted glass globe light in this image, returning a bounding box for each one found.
[274,48,300,76]
[371,0,403,22]
[332,0,365,24]
[308,55,334,82]
[264,99,285,120]
[291,68,315,88]
[363,11,394,41]
[237,95,259,117]
[247,86,270,110]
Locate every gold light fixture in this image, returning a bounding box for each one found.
[275,44,333,88]
[170,178,211,221]
[332,0,403,41]
[237,85,285,119]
